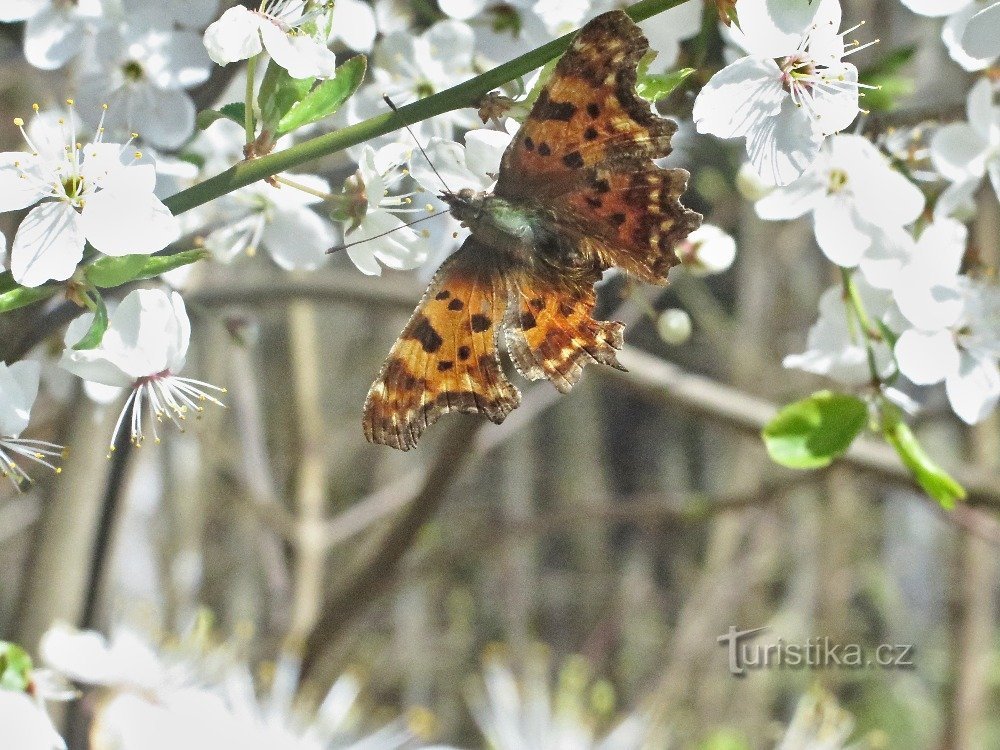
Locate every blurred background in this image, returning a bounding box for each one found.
[1,1,999,748]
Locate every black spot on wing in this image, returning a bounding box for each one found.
[538,143,551,157]
[471,314,492,333]
[562,151,585,169]
[534,90,578,121]
[408,315,444,353]
[448,298,465,311]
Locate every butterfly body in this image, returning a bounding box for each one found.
[364,10,702,451]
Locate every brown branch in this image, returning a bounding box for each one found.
[299,416,483,679]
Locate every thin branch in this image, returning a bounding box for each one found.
[299,417,483,679]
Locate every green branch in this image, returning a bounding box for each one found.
[163,0,690,216]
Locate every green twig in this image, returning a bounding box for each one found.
[163,0,691,217]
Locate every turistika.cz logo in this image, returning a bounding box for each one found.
[717,626,916,676]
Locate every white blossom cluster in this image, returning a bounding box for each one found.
[0,0,996,484]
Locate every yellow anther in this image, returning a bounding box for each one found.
[32,103,39,112]
[13,117,23,126]
[66,98,75,106]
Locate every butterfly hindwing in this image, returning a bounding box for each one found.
[495,10,677,199]
[363,238,520,451]
[504,269,625,393]
[553,165,702,283]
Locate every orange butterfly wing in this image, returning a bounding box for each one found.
[363,239,520,451]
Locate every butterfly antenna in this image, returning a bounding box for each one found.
[327,210,451,254]
[383,94,454,195]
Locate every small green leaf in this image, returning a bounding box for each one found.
[0,642,34,692]
[276,55,367,135]
[85,254,149,288]
[259,61,316,133]
[763,391,869,469]
[860,46,917,112]
[196,103,246,130]
[130,249,210,281]
[882,406,966,508]
[72,290,109,350]
[0,284,57,313]
[83,250,208,288]
[637,68,696,102]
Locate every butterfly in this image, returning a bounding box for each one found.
[363,10,702,450]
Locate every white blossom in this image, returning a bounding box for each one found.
[203,1,338,79]
[931,77,1000,207]
[0,360,63,488]
[338,143,431,276]
[900,0,998,71]
[783,277,897,387]
[0,106,180,287]
[891,220,1000,423]
[343,20,479,154]
[204,173,339,271]
[754,134,925,271]
[657,308,693,345]
[59,289,226,450]
[693,0,867,185]
[408,127,515,270]
[962,2,1000,59]
[76,20,214,149]
[468,654,652,750]
[0,0,102,70]
[676,224,737,276]
[0,691,65,750]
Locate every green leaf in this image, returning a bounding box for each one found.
[0,284,57,313]
[860,46,917,112]
[881,406,966,508]
[130,249,210,281]
[0,271,18,295]
[83,250,208,288]
[636,68,695,102]
[196,102,246,130]
[0,642,34,692]
[276,55,367,135]
[259,61,316,134]
[72,290,109,350]
[85,254,150,288]
[763,391,869,469]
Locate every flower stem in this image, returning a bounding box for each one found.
[244,55,258,144]
[163,0,691,217]
[839,267,881,387]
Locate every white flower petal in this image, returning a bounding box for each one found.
[463,129,513,184]
[810,63,859,136]
[934,176,982,221]
[896,328,960,385]
[438,0,489,20]
[943,4,996,72]
[754,174,824,219]
[410,138,484,193]
[746,97,822,186]
[915,218,967,277]
[263,206,337,271]
[80,189,179,256]
[202,6,264,66]
[813,197,869,266]
[693,56,784,139]
[0,152,46,211]
[900,0,973,17]
[331,0,378,51]
[346,210,426,275]
[145,29,213,90]
[728,0,824,57]
[0,692,64,750]
[859,226,914,289]
[259,19,336,79]
[965,77,999,143]
[946,350,1000,423]
[23,5,85,70]
[0,0,39,22]
[931,122,989,181]
[962,2,1000,58]
[11,202,85,287]
[0,360,40,437]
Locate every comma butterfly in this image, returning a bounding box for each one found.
[364,10,702,450]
